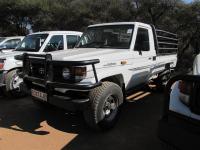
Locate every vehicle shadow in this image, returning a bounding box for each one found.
[0,95,87,135]
[0,87,164,150]
[0,96,50,135]
[59,90,164,150]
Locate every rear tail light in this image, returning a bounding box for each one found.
[178,81,192,105]
[0,63,4,69]
[178,81,191,94]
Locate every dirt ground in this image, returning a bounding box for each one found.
[0,89,165,150]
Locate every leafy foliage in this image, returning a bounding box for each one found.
[0,0,199,71]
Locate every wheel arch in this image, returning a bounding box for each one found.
[6,67,22,74]
[100,74,125,100]
[101,74,124,87]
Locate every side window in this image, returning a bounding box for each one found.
[134,28,150,51]
[44,35,64,52]
[1,39,21,49]
[67,35,80,49]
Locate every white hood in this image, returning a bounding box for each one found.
[52,48,129,62]
[0,50,24,59]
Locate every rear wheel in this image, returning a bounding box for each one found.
[5,69,25,97]
[83,82,123,130]
[155,69,173,91]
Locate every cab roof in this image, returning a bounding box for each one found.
[2,36,24,39]
[88,22,151,28]
[30,31,82,35]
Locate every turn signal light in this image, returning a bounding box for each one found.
[121,60,128,65]
[62,66,87,83]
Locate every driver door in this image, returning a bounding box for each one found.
[127,26,156,90]
[44,35,64,52]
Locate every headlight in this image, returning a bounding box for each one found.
[62,66,87,82]
[62,68,71,80]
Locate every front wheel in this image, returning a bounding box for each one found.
[5,69,25,97]
[83,82,123,130]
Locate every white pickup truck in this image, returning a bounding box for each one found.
[22,22,178,130]
[0,31,82,96]
[0,36,24,52]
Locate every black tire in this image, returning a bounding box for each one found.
[83,81,123,130]
[5,69,25,98]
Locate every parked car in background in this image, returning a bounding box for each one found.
[21,22,178,130]
[0,31,82,97]
[158,75,200,150]
[0,36,24,52]
[158,51,200,149]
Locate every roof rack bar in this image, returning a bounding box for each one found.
[157,52,177,56]
[158,42,178,46]
[156,29,177,37]
[158,47,178,50]
[157,35,178,41]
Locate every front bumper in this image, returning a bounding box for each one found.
[22,53,101,111]
[23,78,101,111]
[24,75,101,91]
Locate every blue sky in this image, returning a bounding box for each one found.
[184,0,193,3]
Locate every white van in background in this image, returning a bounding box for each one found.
[0,36,24,52]
[0,31,82,97]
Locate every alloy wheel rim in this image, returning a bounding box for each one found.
[103,95,117,118]
[11,74,23,91]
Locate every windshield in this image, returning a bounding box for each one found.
[76,25,134,49]
[0,37,6,43]
[15,34,48,52]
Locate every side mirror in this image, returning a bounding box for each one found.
[14,54,24,60]
[139,50,142,55]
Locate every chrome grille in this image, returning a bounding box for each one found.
[29,62,45,79]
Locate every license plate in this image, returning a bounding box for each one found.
[31,89,47,102]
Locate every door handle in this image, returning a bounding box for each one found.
[148,57,156,61]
